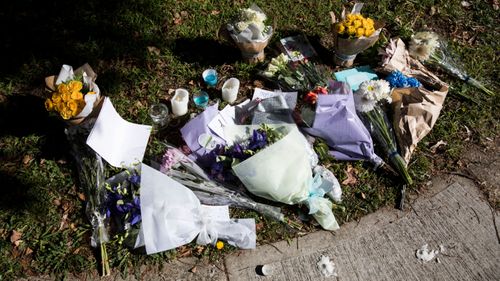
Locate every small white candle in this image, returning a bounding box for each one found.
[222,78,240,103]
[171,88,189,116]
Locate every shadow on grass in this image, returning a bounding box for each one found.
[171,37,241,67]
[0,94,69,159]
[0,0,168,81]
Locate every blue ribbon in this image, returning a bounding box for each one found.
[307,173,325,214]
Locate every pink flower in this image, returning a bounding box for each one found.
[160,148,186,172]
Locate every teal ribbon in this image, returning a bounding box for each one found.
[307,173,325,214]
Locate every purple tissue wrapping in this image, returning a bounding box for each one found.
[180,104,225,166]
[303,81,383,166]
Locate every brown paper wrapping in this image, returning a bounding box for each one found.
[45,64,103,125]
[379,38,449,164]
[330,11,383,67]
[235,40,269,64]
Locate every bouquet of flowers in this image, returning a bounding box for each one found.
[331,3,383,67]
[105,168,142,248]
[261,53,330,92]
[227,4,273,63]
[209,124,340,231]
[66,122,110,276]
[158,143,286,223]
[45,64,102,124]
[409,31,494,96]
[379,38,449,163]
[301,81,383,167]
[354,79,412,184]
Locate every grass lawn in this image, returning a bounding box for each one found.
[0,0,498,279]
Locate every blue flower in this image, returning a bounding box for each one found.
[129,175,140,185]
[385,71,421,88]
[406,77,421,87]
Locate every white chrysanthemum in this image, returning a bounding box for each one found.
[409,31,440,62]
[354,91,376,112]
[241,8,266,23]
[250,20,266,33]
[316,255,337,277]
[235,21,249,32]
[373,79,392,104]
[355,79,392,112]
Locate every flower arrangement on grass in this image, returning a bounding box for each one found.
[409,31,494,96]
[335,13,376,38]
[354,79,413,185]
[45,79,95,120]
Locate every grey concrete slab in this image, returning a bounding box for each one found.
[224,176,500,281]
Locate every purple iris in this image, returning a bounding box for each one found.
[248,129,268,151]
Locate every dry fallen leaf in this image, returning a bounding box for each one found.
[10,230,22,244]
[53,198,61,206]
[77,193,86,201]
[25,247,33,255]
[147,46,161,56]
[211,10,221,15]
[430,140,447,153]
[256,222,264,231]
[189,266,197,273]
[195,245,205,255]
[22,155,33,165]
[173,18,182,25]
[342,165,358,186]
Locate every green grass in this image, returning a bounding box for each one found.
[0,0,499,279]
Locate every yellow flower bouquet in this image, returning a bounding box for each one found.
[45,64,102,124]
[330,3,383,67]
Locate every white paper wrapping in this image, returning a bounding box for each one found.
[229,125,339,230]
[137,164,256,254]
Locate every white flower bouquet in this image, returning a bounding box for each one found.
[409,31,494,97]
[227,4,273,63]
[354,79,413,185]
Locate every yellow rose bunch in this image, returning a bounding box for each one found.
[45,80,94,120]
[336,13,375,38]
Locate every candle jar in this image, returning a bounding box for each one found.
[202,69,218,87]
[193,91,209,109]
[171,88,189,116]
[222,78,240,103]
[148,103,169,128]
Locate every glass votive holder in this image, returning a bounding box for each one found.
[193,91,209,109]
[149,103,169,128]
[202,69,218,87]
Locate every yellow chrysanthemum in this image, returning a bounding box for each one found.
[71,91,84,100]
[365,28,374,37]
[45,99,54,111]
[336,23,345,34]
[356,28,365,37]
[367,18,374,26]
[346,14,356,21]
[216,241,224,250]
[67,80,83,93]
[347,26,356,36]
[354,20,362,28]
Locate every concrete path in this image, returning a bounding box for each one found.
[224,175,500,281]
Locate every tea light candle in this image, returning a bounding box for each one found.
[171,88,189,116]
[202,69,218,87]
[222,78,240,103]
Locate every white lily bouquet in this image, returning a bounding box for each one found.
[354,80,413,185]
[209,124,340,231]
[409,31,494,97]
[227,4,273,63]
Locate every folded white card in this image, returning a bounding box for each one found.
[86,98,152,168]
